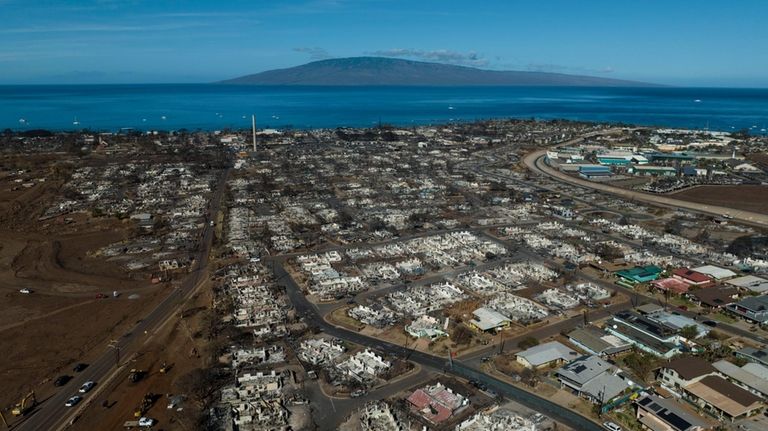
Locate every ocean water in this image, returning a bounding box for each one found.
[1,85,767,133]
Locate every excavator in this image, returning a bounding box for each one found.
[134,393,156,418]
[11,392,36,416]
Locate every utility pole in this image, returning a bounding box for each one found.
[108,339,120,367]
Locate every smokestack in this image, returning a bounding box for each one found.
[251,114,256,152]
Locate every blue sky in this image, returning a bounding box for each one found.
[1,0,766,86]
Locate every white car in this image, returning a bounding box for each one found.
[79,381,95,393]
[64,395,82,407]
[19,288,32,294]
[138,417,156,427]
[603,422,622,431]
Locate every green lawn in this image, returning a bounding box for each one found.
[710,311,737,324]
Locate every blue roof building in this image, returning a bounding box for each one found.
[615,265,663,284]
[578,165,612,179]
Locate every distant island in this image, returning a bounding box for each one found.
[221,57,655,87]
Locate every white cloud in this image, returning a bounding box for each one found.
[368,49,488,67]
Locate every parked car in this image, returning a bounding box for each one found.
[73,363,88,372]
[138,417,156,427]
[54,375,71,387]
[65,395,82,407]
[79,381,95,393]
[603,422,622,431]
[19,288,32,294]
[702,320,717,327]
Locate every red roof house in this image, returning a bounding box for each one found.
[672,268,713,287]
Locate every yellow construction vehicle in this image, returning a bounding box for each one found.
[133,393,155,417]
[11,392,36,416]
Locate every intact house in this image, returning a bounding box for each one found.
[657,357,715,396]
[406,382,469,426]
[555,355,638,404]
[606,311,685,358]
[670,268,713,288]
[615,265,663,286]
[650,277,693,295]
[515,341,579,369]
[690,265,736,281]
[737,346,768,367]
[683,375,763,422]
[726,275,768,295]
[468,307,511,333]
[567,326,632,357]
[726,295,768,324]
[712,360,768,399]
[635,393,711,431]
[687,286,738,310]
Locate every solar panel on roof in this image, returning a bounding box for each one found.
[657,408,692,430]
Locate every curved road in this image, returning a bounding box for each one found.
[522,133,768,228]
[14,168,231,431]
[272,258,604,431]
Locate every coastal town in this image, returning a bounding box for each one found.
[2,119,768,431]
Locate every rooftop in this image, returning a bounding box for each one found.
[662,357,715,381]
[636,394,709,431]
[516,341,579,367]
[684,375,763,418]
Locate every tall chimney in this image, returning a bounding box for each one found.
[252,114,257,152]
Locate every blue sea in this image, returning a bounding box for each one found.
[1,85,767,133]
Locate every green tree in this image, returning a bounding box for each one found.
[679,325,699,340]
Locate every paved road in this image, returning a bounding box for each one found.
[14,168,231,431]
[522,134,768,228]
[271,258,604,431]
[304,365,434,430]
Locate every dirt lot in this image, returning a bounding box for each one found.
[0,156,171,417]
[0,223,172,407]
[70,288,214,431]
[671,185,768,215]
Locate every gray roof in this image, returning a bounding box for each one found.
[637,303,664,315]
[470,307,510,331]
[516,341,578,367]
[743,362,768,380]
[690,265,736,280]
[556,355,615,386]
[636,394,709,431]
[736,346,768,366]
[581,371,629,402]
[727,275,768,293]
[729,295,768,320]
[713,360,768,396]
[568,326,631,356]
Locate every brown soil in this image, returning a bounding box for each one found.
[0,179,163,416]
[671,185,768,215]
[70,287,212,431]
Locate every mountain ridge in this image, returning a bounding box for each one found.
[221,57,657,87]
